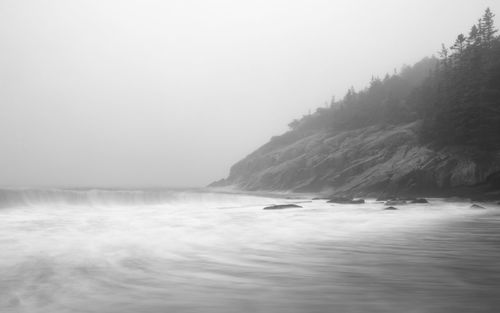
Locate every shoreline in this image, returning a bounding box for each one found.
[207,184,500,203]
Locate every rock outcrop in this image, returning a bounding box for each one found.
[263,204,302,210]
[263,204,303,210]
[211,122,500,198]
[383,206,399,210]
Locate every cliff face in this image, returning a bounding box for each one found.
[212,122,500,197]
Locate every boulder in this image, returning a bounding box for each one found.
[384,206,398,210]
[263,204,302,210]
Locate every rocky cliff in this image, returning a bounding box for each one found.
[211,122,500,198]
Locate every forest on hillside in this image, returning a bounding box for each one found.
[288,8,500,150]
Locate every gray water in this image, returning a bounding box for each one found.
[0,189,499,313]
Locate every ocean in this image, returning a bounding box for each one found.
[0,188,499,313]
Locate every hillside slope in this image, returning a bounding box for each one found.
[211,122,500,198]
[211,9,500,198]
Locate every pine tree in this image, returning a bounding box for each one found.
[467,25,480,47]
[451,34,466,56]
[284,8,499,148]
[481,8,497,47]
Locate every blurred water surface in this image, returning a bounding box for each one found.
[0,189,499,313]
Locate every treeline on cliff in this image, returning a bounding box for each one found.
[288,8,500,150]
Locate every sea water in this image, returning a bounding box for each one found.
[0,188,499,313]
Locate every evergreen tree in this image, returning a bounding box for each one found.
[286,8,500,149]
[451,34,466,56]
[467,25,480,46]
[481,8,497,47]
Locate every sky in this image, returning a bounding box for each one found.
[0,0,499,188]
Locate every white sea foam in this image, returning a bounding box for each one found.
[0,189,499,313]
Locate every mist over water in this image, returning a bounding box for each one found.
[1,189,499,313]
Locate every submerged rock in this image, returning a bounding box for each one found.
[411,198,429,204]
[470,204,486,209]
[384,206,398,210]
[263,204,302,210]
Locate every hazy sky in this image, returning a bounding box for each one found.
[0,0,499,188]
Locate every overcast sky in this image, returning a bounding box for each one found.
[0,0,498,188]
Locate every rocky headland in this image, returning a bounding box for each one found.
[210,121,500,199]
[211,9,500,200]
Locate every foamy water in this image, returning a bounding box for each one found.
[0,189,499,313]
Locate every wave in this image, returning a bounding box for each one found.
[0,188,273,209]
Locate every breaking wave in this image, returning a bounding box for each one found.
[0,188,275,210]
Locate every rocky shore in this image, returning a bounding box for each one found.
[210,121,500,200]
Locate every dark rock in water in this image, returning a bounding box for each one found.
[411,198,429,204]
[470,204,486,209]
[327,197,365,204]
[312,197,330,200]
[385,200,407,205]
[384,206,398,210]
[263,204,302,210]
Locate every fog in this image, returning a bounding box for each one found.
[0,0,498,188]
